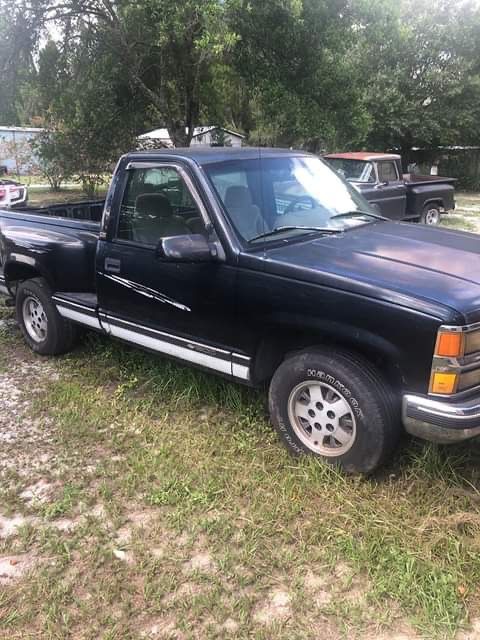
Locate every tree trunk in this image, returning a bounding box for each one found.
[168,121,191,147]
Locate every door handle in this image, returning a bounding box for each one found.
[104,257,121,274]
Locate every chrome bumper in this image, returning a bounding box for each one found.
[0,276,8,296]
[403,394,480,443]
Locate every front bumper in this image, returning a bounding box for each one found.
[0,275,8,296]
[403,394,480,443]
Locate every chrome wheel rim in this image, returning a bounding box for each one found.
[287,381,357,456]
[425,209,440,225]
[22,295,48,343]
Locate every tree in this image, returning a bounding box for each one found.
[31,129,71,190]
[0,0,45,125]
[227,0,370,150]
[27,0,237,146]
[354,0,480,154]
[35,36,138,196]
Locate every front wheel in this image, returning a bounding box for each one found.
[16,277,77,355]
[421,205,441,225]
[268,348,400,474]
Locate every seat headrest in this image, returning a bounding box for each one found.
[224,185,253,209]
[135,193,173,218]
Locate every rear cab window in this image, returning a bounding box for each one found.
[377,161,399,183]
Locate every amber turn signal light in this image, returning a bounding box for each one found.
[430,372,458,394]
[435,332,464,358]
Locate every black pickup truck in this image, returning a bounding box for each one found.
[1,147,480,474]
[324,152,456,224]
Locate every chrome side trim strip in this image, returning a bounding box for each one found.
[56,305,103,330]
[105,314,251,380]
[0,275,8,296]
[53,299,252,380]
[109,323,235,376]
[232,362,250,380]
[52,296,97,314]
[105,314,231,357]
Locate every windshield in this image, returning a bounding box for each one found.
[325,158,376,184]
[205,155,379,243]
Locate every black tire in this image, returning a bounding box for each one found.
[268,348,400,474]
[420,205,441,225]
[16,277,77,355]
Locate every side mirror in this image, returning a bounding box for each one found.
[156,234,214,263]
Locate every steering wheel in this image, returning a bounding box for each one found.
[283,195,316,215]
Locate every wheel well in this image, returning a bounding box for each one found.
[252,329,403,392]
[4,263,43,294]
[423,199,443,211]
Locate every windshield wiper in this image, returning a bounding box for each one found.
[249,225,341,243]
[330,210,386,221]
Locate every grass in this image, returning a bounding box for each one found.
[3,318,480,639]
[2,194,480,638]
[440,192,480,233]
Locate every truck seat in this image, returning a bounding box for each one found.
[224,186,264,240]
[133,193,190,243]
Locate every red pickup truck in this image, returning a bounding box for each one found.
[324,152,456,225]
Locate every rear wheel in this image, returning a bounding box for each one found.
[16,277,77,355]
[268,348,400,474]
[421,205,441,225]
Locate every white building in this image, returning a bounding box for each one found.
[138,125,245,148]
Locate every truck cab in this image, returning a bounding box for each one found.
[324,152,456,224]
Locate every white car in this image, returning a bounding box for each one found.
[0,180,28,207]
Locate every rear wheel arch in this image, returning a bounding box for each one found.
[422,197,444,209]
[4,261,52,295]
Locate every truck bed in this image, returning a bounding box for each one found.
[403,174,457,187]
[0,200,102,294]
[10,198,105,222]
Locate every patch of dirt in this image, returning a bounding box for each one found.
[304,569,333,607]
[183,551,217,575]
[220,618,239,634]
[0,553,38,584]
[20,478,58,504]
[112,547,134,564]
[141,616,183,639]
[0,351,60,479]
[254,587,292,625]
[51,517,79,532]
[115,509,157,545]
[457,619,480,640]
[0,513,37,538]
[162,580,207,607]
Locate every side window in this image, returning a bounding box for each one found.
[117,166,206,245]
[378,161,399,183]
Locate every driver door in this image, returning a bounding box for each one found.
[96,162,247,377]
[372,160,407,220]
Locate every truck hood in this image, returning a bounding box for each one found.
[263,221,480,323]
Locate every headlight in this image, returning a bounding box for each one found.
[465,331,480,355]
